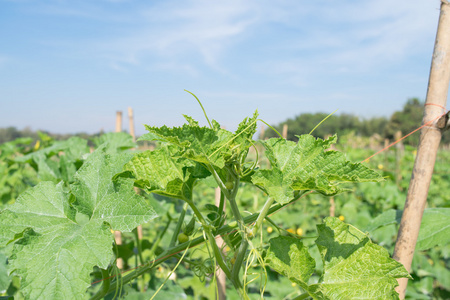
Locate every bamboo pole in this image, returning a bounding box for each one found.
[392,2,450,298]
[282,124,288,139]
[115,111,123,133]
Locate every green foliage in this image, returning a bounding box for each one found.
[366,208,450,251]
[1,101,448,300]
[0,134,156,300]
[252,135,383,204]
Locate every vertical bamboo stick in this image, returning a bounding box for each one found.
[115,111,123,133]
[282,124,288,139]
[393,2,450,298]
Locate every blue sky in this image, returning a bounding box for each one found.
[0,0,443,136]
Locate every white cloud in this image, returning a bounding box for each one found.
[250,0,440,84]
[95,0,259,72]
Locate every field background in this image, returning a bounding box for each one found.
[0,127,448,299]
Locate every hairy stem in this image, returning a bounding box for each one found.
[169,203,188,248]
[91,268,111,300]
[252,197,274,236]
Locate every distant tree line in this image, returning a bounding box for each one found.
[1,98,448,146]
[266,98,449,146]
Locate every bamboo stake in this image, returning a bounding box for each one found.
[282,124,288,139]
[115,111,123,133]
[393,2,450,298]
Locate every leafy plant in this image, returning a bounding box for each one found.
[0,95,413,300]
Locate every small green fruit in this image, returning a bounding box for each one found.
[178,233,189,244]
[225,181,234,190]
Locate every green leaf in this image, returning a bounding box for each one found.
[307,217,410,300]
[265,236,315,289]
[0,149,157,300]
[0,248,10,293]
[365,209,402,233]
[71,146,133,218]
[416,208,450,250]
[138,118,234,169]
[252,135,383,204]
[230,110,259,157]
[14,137,89,183]
[123,146,198,201]
[365,208,450,250]
[0,182,111,300]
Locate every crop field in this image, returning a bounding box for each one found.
[0,110,449,300]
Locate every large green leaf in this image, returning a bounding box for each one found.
[265,236,315,290]
[307,217,410,300]
[0,148,157,300]
[252,135,383,204]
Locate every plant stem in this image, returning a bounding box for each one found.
[186,199,233,281]
[252,197,274,236]
[132,228,144,267]
[149,213,172,259]
[90,197,301,300]
[169,203,188,248]
[91,268,111,300]
[207,165,231,199]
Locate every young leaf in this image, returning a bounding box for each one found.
[122,145,199,201]
[265,235,315,290]
[252,135,383,204]
[138,118,234,169]
[307,217,410,299]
